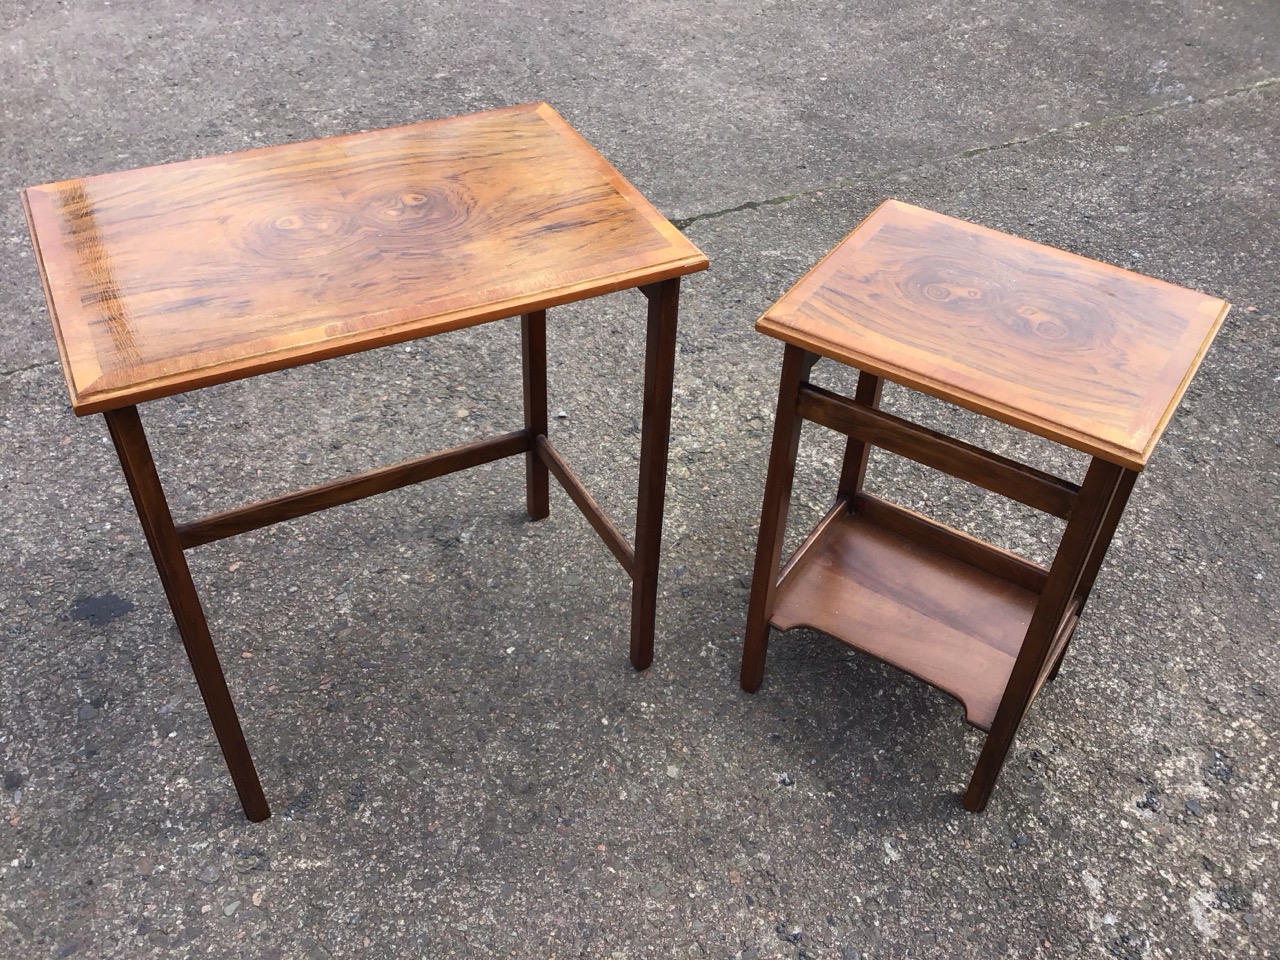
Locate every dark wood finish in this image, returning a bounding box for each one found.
[964,457,1127,810]
[769,511,1039,730]
[177,431,531,549]
[1071,468,1140,609]
[28,108,707,821]
[758,199,1228,468]
[799,383,1081,519]
[1039,604,1082,691]
[536,437,636,577]
[835,371,883,499]
[630,278,682,671]
[521,310,550,521]
[777,498,850,587]
[742,199,1226,811]
[1047,467,1139,682]
[23,102,708,416]
[104,406,270,822]
[852,493,1049,594]
[740,344,818,692]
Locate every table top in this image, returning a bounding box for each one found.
[757,200,1228,469]
[24,102,707,415]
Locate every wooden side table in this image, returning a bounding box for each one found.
[740,200,1227,811]
[24,103,707,821]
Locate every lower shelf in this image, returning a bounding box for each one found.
[769,506,1040,731]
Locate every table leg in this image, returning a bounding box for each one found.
[103,406,270,822]
[963,456,1127,811]
[740,345,818,692]
[521,309,550,521]
[835,370,884,500]
[1047,467,1139,682]
[630,277,682,671]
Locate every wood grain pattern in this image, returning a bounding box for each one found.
[963,456,1128,809]
[769,510,1038,731]
[521,310,550,521]
[740,345,818,692]
[24,103,707,414]
[176,430,530,549]
[104,405,270,821]
[798,383,1081,519]
[850,492,1049,594]
[630,277,683,671]
[757,200,1228,468]
[835,369,883,500]
[535,436,636,577]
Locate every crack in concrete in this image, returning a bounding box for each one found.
[672,76,1279,231]
[0,359,57,379]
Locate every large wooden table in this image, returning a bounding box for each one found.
[24,102,708,821]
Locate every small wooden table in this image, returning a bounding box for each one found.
[24,103,707,821]
[741,200,1227,810]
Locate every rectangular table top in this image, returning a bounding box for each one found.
[757,200,1228,469]
[24,102,707,415]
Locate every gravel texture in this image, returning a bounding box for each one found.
[1,1,1277,957]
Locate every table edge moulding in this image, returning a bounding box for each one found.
[24,101,707,417]
[24,102,707,821]
[741,198,1227,811]
[755,199,1228,470]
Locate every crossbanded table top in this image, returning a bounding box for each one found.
[757,200,1228,468]
[25,102,707,414]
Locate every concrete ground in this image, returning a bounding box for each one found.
[1,1,1277,957]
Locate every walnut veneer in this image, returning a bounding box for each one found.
[25,103,707,820]
[26,102,703,416]
[742,199,1226,811]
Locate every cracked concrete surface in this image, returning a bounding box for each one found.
[1,1,1277,958]
[672,76,1280,231]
